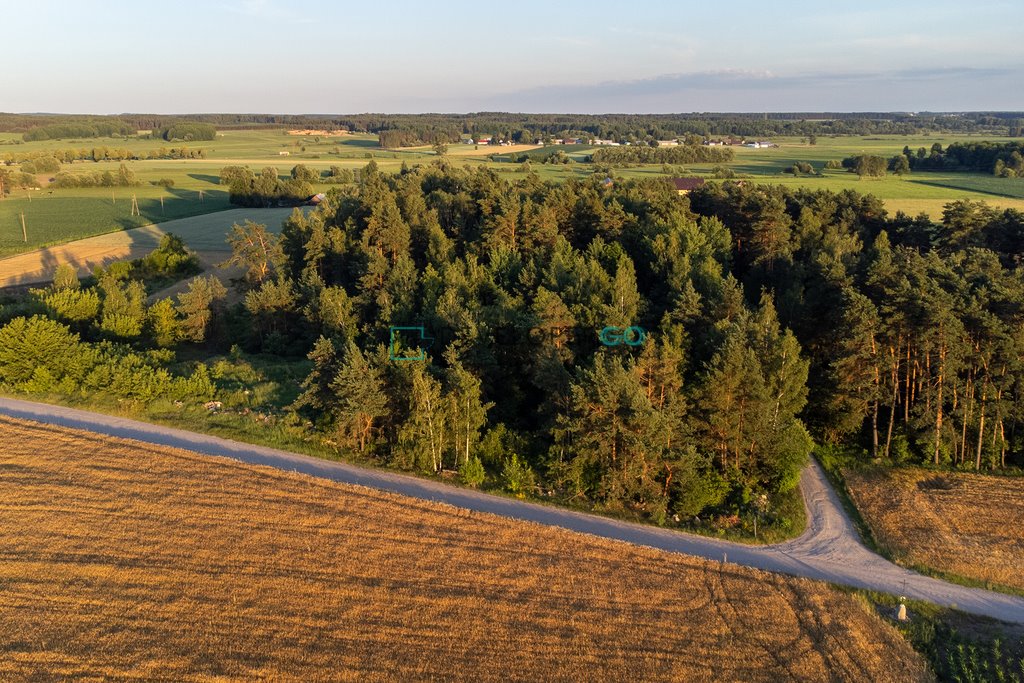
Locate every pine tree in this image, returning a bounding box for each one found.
[175,275,227,343]
[329,342,389,454]
[147,298,180,348]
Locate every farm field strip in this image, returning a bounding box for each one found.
[0,413,931,682]
[0,207,295,288]
[4,130,1024,260]
[843,466,1024,592]
[2,395,1024,625]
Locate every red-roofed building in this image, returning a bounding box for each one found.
[670,177,706,195]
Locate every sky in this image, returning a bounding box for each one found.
[4,0,1022,114]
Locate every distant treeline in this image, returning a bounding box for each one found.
[590,145,734,165]
[3,112,1023,145]
[899,141,1024,176]
[333,112,1024,146]
[51,164,140,188]
[22,121,135,141]
[3,146,206,167]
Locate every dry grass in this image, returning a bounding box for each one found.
[0,416,931,682]
[845,466,1024,591]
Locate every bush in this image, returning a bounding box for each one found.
[459,455,486,487]
[502,453,536,496]
[0,316,89,387]
[43,288,101,324]
[154,123,216,142]
[20,156,60,174]
[290,164,318,184]
[136,233,200,277]
[152,178,175,187]
[710,165,735,179]
[784,162,815,175]
[52,263,80,291]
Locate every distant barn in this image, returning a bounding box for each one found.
[670,177,706,195]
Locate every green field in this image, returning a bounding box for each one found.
[3,129,1024,259]
[0,187,231,258]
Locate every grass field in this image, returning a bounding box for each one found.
[0,414,932,682]
[843,466,1024,594]
[0,207,296,288]
[4,129,1024,260]
[0,187,231,258]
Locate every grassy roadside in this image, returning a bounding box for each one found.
[847,588,1024,683]
[0,385,805,547]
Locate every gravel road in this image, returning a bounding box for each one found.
[3,396,1023,623]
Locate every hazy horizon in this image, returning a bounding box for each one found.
[6,0,1023,114]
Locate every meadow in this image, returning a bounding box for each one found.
[843,466,1024,594]
[0,207,295,289]
[3,129,1024,261]
[0,414,931,682]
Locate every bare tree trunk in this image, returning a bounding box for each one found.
[871,336,880,458]
[933,345,944,466]
[904,343,912,424]
[925,352,932,418]
[999,420,1007,468]
[960,373,974,466]
[465,395,471,466]
[884,339,902,459]
[975,381,987,471]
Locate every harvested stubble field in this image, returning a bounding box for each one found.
[0,415,931,682]
[844,466,1024,592]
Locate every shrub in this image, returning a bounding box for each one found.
[502,453,536,496]
[137,233,199,277]
[43,288,101,324]
[52,263,80,291]
[459,456,486,487]
[0,316,89,387]
[20,156,60,174]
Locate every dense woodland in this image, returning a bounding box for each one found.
[1,162,1022,530]
[589,145,734,165]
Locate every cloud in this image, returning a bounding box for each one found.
[457,66,1023,113]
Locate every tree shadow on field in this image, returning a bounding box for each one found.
[0,237,131,288]
[188,173,222,185]
[909,178,1023,200]
[108,188,231,231]
[338,138,380,149]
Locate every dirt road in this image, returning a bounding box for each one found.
[2,396,1023,623]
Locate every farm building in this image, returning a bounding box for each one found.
[670,177,706,195]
